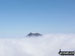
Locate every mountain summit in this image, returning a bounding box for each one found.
[26,32,42,37]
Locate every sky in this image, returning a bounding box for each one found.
[0,0,75,38]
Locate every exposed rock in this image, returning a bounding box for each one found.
[26,32,42,37]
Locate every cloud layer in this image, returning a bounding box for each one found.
[0,34,75,56]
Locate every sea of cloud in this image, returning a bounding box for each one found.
[0,34,75,56]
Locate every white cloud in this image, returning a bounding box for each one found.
[0,34,75,56]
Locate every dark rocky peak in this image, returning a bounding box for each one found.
[26,32,42,37]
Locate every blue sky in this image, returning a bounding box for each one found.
[0,0,75,38]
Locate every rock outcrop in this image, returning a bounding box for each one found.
[26,32,42,37]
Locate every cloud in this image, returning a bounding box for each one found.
[0,34,75,56]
